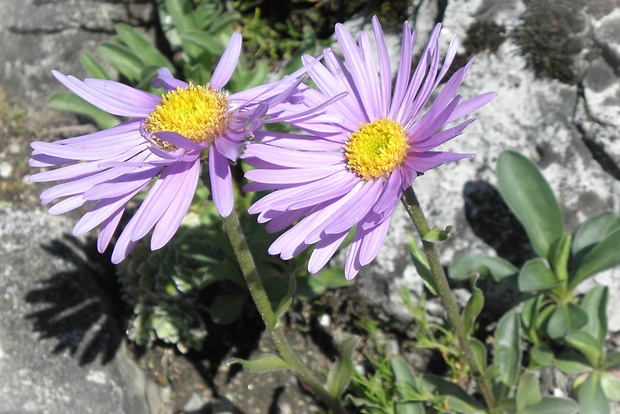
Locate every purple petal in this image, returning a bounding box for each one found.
[209,145,234,217]
[211,32,242,89]
[97,206,124,253]
[151,67,188,91]
[389,22,414,118]
[308,231,349,274]
[358,217,391,266]
[151,131,205,151]
[344,236,363,280]
[53,71,156,117]
[405,151,473,173]
[111,217,139,264]
[214,135,241,161]
[151,159,200,249]
[445,92,496,124]
[372,16,392,115]
[47,195,88,215]
[414,118,475,151]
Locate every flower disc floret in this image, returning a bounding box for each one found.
[345,119,409,180]
[143,84,229,149]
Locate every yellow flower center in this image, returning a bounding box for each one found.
[345,119,409,180]
[143,84,229,150]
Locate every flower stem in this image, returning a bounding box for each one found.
[401,186,497,409]
[215,201,346,413]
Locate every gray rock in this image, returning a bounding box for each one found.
[0,0,153,121]
[0,207,163,413]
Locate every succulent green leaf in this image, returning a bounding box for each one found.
[194,0,220,30]
[227,354,290,372]
[521,295,543,344]
[206,10,241,34]
[578,372,610,414]
[494,311,522,399]
[408,236,437,294]
[470,338,488,376]
[449,253,518,283]
[555,352,594,374]
[326,335,360,399]
[497,151,564,259]
[395,402,425,414]
[572,212,620,268]
[524,396,579,414]
[462,276,484,335]
[601,371,620,401]
[548,234,571,282]
[529,343,555,368]
[516,372,542,411]
[570,227,620,290]
[422,225,453,242]
[98,42,144,83]
[208,294,245,325]
[604,351,620,370]
[314,267,355,289]
[518,258,560,292]
[546,302,588,340]
[80,52,111,79]
[565,331,603,368]
[114,23,174,70]
[421,374,486,413]
[47,92,120,129]
[579,285,608,346]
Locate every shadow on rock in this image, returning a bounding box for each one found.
[463,180,536,267]
[24,234,127,365]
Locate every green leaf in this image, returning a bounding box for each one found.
[555,352,594,374]
[548,234,571,282]
[408,236,437,294]
[80,52,110,79]
[516,372,542,411]
[572,212,620,268]
[326,335,360,399]
[579,285,608,346]
[98,42,144,82]
[604,351,620,370]
[529,343,555,368]
[601,371,620,401]
[421,374,486,413]
[494,311,522,399]
[521,295,543,344]
[227,354,290,372]
[165,0,197,32]
[578,372,610,414]
[181,30,226,55]
[518,258,560,292]
[546,302,588,340]
[114,23,174,70]
[470,338,488,376]
[422,225,453,242]
[462,276,484,335]
[206,10,240,34]
[570,227,620,290]
[314,267,355,289]
[496,151,565,259]
[47,92,120,129]
[208,294,245,325]
[524,396,579,414]
[449,253,518,283]
[565,331,603,368]
[391,357,426,414]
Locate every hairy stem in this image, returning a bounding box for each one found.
[401,186,497,409]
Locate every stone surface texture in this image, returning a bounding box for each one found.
[0,208,163,413]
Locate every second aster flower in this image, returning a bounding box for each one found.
[243,17,496,280]
[29,32,300,263]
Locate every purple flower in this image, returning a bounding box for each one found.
[242,17,495,280]
[29,32,300,264]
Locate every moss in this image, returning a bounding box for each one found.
[515,0,588,84]
[231,0,411,64]
[463,20,507,55]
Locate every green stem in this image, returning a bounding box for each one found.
[219,207,347,414]
[401,186,497,409]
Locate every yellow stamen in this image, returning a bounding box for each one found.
[143,84,229,150]
[345,119,409,180]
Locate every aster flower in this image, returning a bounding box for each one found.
[29,32,304,264]
[242,17,496,280]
